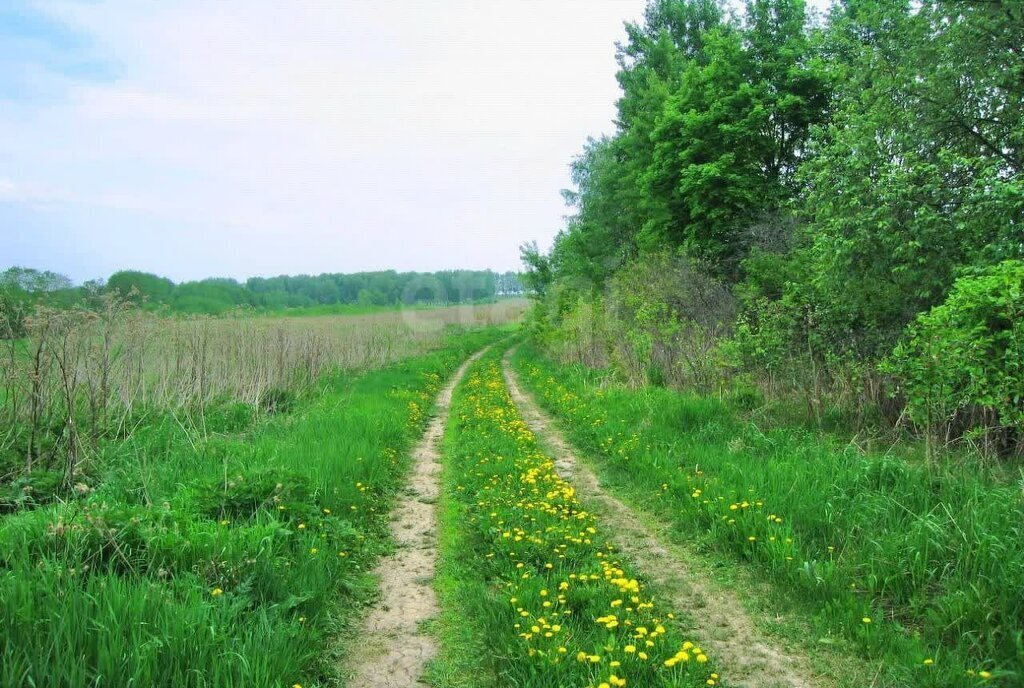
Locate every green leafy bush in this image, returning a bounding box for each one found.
[887,261,1024,449]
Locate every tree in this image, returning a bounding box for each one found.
[107,270,175,305]
[520,242,554,299]
[788,0,1024,360]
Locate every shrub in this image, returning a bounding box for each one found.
[0,470,65,513]
[886,260,1024,453]
[259,387,296,414]
[193,469,315,522]
[606,253,735,390]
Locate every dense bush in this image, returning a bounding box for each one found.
[534,254,734,390]
[886,261,1024,454]
[521,0,1024,452]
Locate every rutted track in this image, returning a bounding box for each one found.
[347,347,489,687]
[501,347,821,688]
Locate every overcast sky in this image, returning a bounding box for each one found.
[1,1,658,283]
[2,1,831,284]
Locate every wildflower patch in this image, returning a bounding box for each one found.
[439,353,721,687]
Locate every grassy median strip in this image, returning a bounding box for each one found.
[433,347,721,688]
[0,327,505,688]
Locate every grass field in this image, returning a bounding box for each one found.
[0,300,527,503]
[0,323,509,687]
[509,343,1022,687]
[4,317,1019,687]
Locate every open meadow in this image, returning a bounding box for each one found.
[0,301,521,686]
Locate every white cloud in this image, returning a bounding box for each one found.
[2,0,651,280]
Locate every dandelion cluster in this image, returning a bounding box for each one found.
[448,361,720,687]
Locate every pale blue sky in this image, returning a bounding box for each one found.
[1,1,831,284]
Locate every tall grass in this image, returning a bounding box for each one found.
[0,327,508,687]
[0,298,526,490]
[512,343,1023,687]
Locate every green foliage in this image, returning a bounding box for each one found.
[518,242,554,299]
[886,261,1024,445]
[606,253,735,389]
[532,0,827,287]
[522,0,1024,449]
[1,267,78,337]
[530,253,735,391]
[107,270,176,304]
[1,266,524,318]
[787,0,1024,361]
[259,387,296,414]
[0,266,73,293]
[0,470,65,513]
[0,282,28,338]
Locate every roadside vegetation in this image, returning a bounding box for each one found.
[0,290,512,686]
[512,343,1022,686]
[431,348,722,688]
[521,0,1023,457]
[515,2,1023,681]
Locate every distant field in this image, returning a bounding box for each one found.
[0,298,528,414]
[257,298,526,319]
[134,298,529,405]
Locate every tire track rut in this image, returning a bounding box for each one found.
[502,347,820,688]
[348,347,488,687]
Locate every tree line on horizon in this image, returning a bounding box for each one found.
[0,266,524,325]
[522,0,1023,453]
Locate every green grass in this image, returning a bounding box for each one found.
[0,326,506,687]
[511,343,1023,687]
[430,347,722,688]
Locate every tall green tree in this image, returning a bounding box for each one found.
[789,0,1024,360]
[107,270,175,305]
